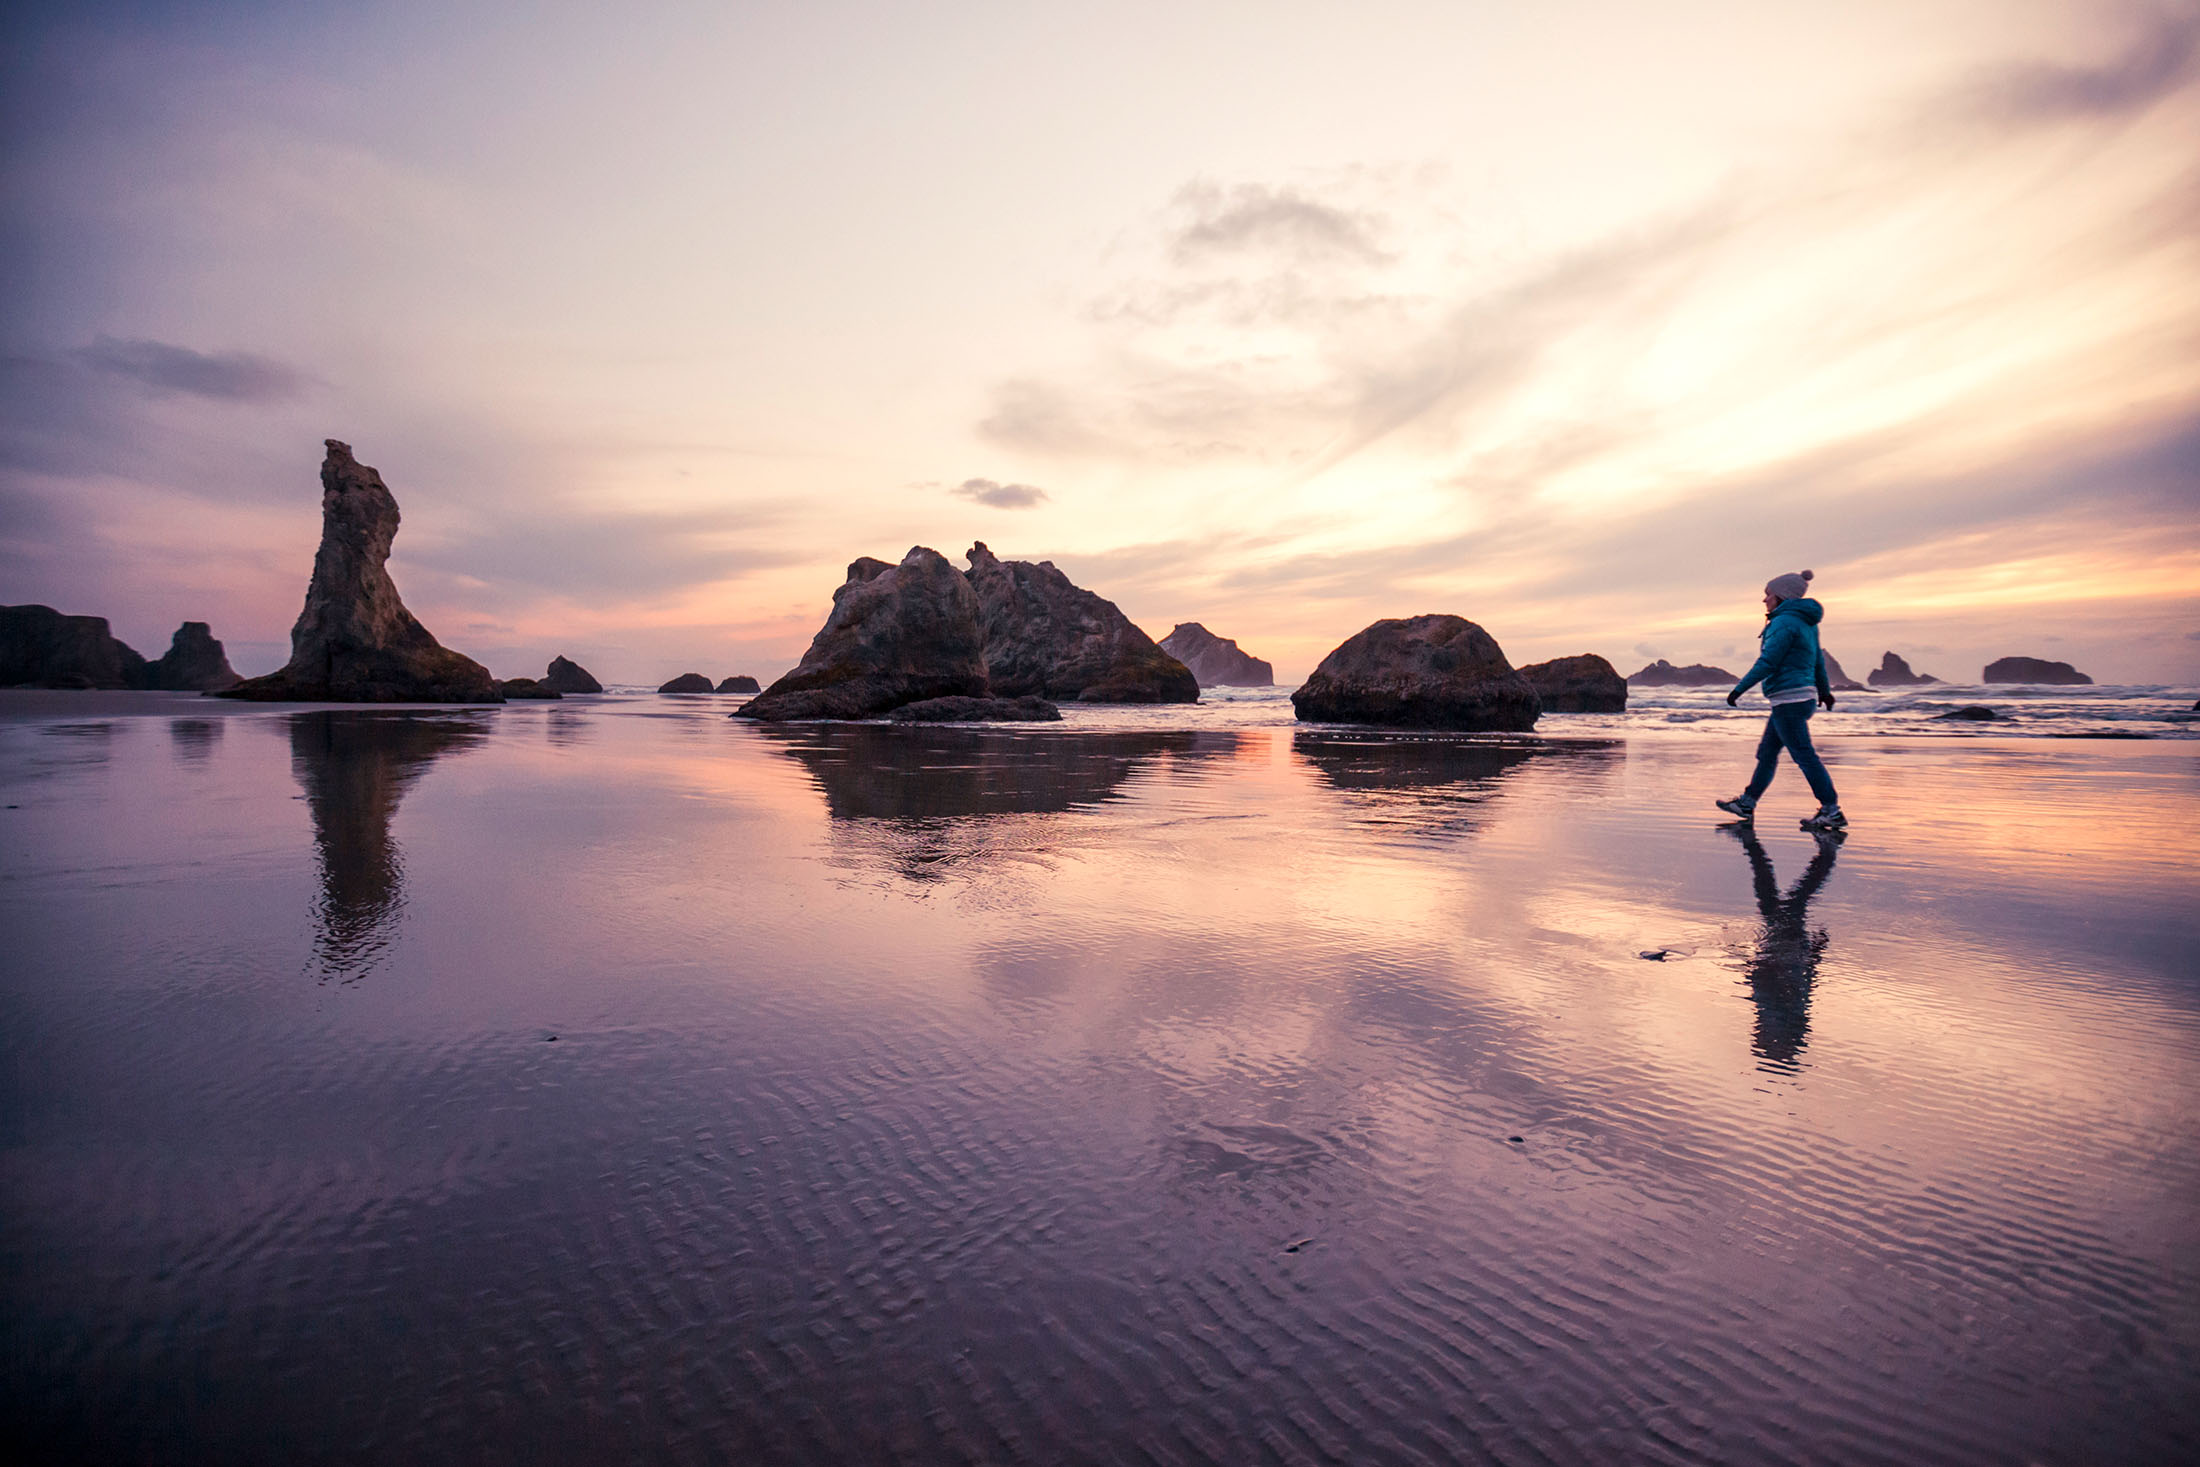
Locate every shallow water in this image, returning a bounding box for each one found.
[3,696,2196,1464]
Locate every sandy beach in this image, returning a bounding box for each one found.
[3,691,2195,1464]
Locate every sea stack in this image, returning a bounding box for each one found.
[1291,615,1539,730]
[1157,623,1274,688]
[1515,654,1627,713]
[964,543,1198,703]
[0,604,150,688]
[145,622,242,691]
[222,441,502,703]
[716,675,761,694]
[658,673,714,693]
[1983,656,2092,685]
[736,548,990,720]
[541,656,603,694]
[1868,652,1939,687]
[1820,651,1866,692]
[1627,659,1735,686]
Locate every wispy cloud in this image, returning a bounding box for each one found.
[950,477,1049,509]
[71,336,309,402]
[1949,4,2199,125]
[1166,181,1390,266]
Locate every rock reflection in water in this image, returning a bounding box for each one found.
[166,718,223,765]
[1293,731,1617,837]
[765,724,1246,879]
[289,711,485,981]
[1724,825,1841,1071]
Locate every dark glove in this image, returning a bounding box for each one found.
[1725,689,1741,707]
[1819,690,1836,711]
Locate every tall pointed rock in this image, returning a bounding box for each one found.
[223,441,501,703]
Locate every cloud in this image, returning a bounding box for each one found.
[950,477,1049,510]
[1952,6,2200,125]
[1167,181,1390,266]
[71,336,309,402]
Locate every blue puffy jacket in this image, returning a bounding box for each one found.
[1732,597,1831,701]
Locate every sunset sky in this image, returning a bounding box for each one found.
[4,0,2197,685]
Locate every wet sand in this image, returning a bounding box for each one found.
[2,696,2195,1464]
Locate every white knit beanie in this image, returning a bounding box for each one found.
[1765,569,1815,602]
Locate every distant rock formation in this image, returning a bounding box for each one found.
[1939,705,2000,721]
[1158,623,1274,687]
[1868,652,1940,687]
[1820,651,1866,691]
[736,548,990,720]
[964,543,1198,703]
[499,678,561,699]
[716,675,761,694]
[223,441,502,703]
[1292,615,1539,730]
[542,656,602,694]
[146,622,241,691]
[0,604,150,688]
[1516,654,1627,713]
[888,695,1062,723]
[1984,656,2092,685]
[1627,659,1735,686]
[658,673,714,693]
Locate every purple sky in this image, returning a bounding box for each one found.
[4,0,2196,685]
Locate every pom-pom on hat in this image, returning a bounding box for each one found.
[1765,569,1815,602]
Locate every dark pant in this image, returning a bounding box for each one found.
[1745,701,1838,805]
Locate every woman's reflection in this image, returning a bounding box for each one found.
[289,712,483,982]
[1724,825,1843,1072]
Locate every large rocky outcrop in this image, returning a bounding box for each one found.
[1516,653,1627,713]
[1627,659,1735,686]
[542,656,602,694]
[716,675,761,694]
[146,622,241,691]
[1984,656,2092,685]
[223,442,502,703]
[1158,623,1274,687]
[1820,651,1866,691]
[736,547,990,720]
[964,543,1198,703]
[1291,615,1539,730]
[1,604,151,688]
[1868,651,1940,687]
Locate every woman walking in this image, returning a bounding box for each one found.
[1716,570,1846,831]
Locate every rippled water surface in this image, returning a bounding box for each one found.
[3,694,2196,1465]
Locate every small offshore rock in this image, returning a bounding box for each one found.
[146,622,242,691]
[1292,614,1538,730]
[1517,653,1627,713]
[659,673,715,693]
[541,655,603,694]
[499,677,562,699]
[716,675,761,694]
[1820,651,1867,691]
[888,694,1062,723]
[1868,651,1940,687]
[1627,659,1734,686]
[1984,655,2093,685]
[1158,622,1275,687]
